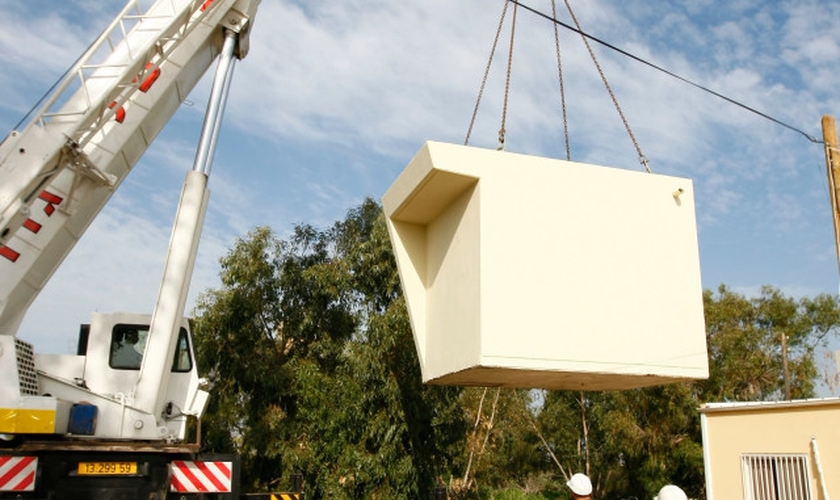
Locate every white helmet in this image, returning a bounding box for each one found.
[566,473,592,496]
[655,484,687,500]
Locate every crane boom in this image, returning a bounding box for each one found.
[137,28,240,417]
[0,0,257,465]
[0,0,256,338]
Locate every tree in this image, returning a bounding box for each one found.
[449,388,546,498]
[589,386,704,499]
[192,199,466,498]
[700,284,838,401]
[537,390,595,496]
[192,196,840,499]
[534,285,840,500]
[537,387,704,500]
[191,226,291,486]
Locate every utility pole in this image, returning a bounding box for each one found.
[824,116,840,391]
[822,115,840,276]
[781,331,790,400]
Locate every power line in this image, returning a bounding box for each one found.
[509,0,823,144]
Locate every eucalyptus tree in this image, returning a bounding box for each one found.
[701,284,839,401]
[192,199,466,498]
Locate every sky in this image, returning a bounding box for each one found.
[2,1,840,391]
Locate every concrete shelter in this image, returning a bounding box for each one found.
[382,141,708,390]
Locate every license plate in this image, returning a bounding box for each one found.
[77,462,137,475]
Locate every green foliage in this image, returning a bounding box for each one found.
[482,487,550,500]
[590,386,704,499]
[450,389,545,497]
[701,284,838,401]
[191,198,840,500]
[192,199,466,498]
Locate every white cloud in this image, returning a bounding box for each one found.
[18,196,171,352]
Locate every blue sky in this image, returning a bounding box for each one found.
[2,0,840,388]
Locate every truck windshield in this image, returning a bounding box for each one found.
[110,325,192,372]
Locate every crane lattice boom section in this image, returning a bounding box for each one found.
[0,0,252,337]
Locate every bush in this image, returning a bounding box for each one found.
[483,487,551,500]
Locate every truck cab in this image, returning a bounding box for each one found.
[1,312,207,442]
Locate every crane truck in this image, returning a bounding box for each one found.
[0,0,262,497]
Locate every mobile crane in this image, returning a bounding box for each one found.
[0,0,260,497]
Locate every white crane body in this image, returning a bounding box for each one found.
[0,0,259,496]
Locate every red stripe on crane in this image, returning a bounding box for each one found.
[23,219,41,233]
[170,474,187,492]
[109,101,126,123]
[172,461,206,492]
[38,191,63,216]
[0,246,20,262]
[38,191,63,205]
[170,461,232,493]
[11,471,34,491]
[139,63,161,93]
[195,461,227,492]
[0,456,37,491]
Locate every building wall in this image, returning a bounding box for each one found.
[700,399,840,500]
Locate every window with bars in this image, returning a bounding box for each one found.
[741,454,811,500]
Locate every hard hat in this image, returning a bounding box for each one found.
[566,473,592,496]
[655,484,687,500]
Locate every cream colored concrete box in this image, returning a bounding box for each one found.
[382,141,708,390]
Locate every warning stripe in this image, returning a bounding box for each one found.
[23,219,42,233]
[0,189,64,263]
[38,191,62,205]
[38,191,63,216]
[138,65,161,93]
[0,246,20,262]
[109,101,126,123]
[0,456,37,492]
[170,461,232,493]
